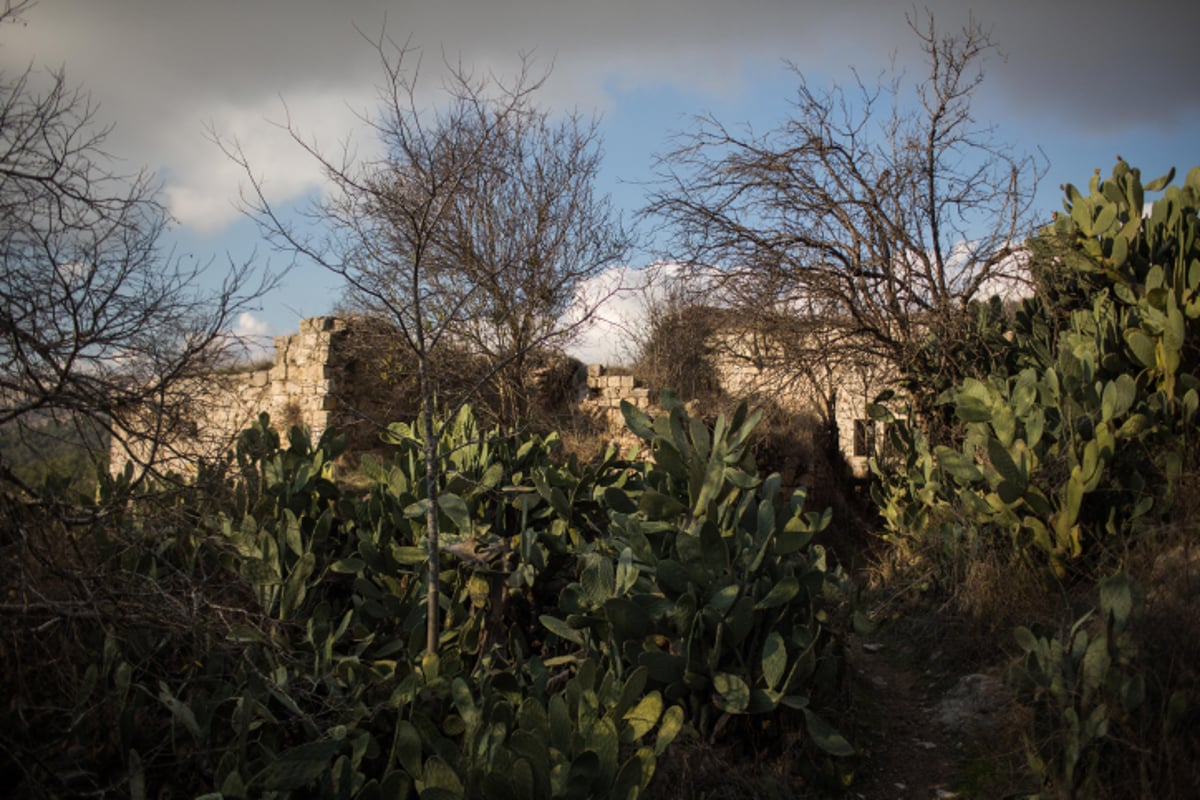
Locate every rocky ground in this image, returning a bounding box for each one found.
[845,618,1031,800]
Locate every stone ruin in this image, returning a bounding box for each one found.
[110,316,657,474]
[110,315,892,479]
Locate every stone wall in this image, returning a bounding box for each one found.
[110,315,894,478]
[580,365,651,421]
[111,317,658,474]
[576,364,654,453]
[267,316,349,439]
[112,317,351,474]
[709,328,895,478]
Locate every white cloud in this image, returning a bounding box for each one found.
[230,311,275,362]
[565,262,690,365]
[565,266,632,365]
[163,87,380,232]
[234,311,272,339]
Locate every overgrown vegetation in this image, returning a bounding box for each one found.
[319,314,587,455]
[633,294,873,562]
[871,161,1200,797]
[2,395,855,798]
[3,0,1196,792]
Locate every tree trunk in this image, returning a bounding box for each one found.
[420,366,441,656]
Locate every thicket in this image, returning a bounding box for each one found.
[0,417,107,498]
[325,315,586,451]
[1,393,854,798]
[633,301,868,545]
[871,161,1200,797]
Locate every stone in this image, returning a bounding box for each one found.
[117,313,892,484]
[934,673,1012,735]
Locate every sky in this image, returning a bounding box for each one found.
[4,0,1198,363]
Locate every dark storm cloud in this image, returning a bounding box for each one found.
[1,0,1193,229]
[975,0,1200,129]
[8,0,1195,125]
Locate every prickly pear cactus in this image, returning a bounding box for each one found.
[539,391,851,756]
[873,162,1200,576]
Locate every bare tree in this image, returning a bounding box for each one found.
[438,102,630,423]
[647,12,1044,417]
[224,34,631,654]
[0,1,270,499]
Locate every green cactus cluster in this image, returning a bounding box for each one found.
[81,385,849,798]
[866,161,1200,798]
[220,414,347,620]
[541,392,848,751]
[873,162,1200,577]
[1009,574,1192,797]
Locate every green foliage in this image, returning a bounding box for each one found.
[583,392,849,754]
[1010,575,1179,797]
[3,393,847,798]
[0,415,108,498]
[216,414,349,619]
[398,658,679,800]
[870,161,1200,798]
[873,161,1200,577]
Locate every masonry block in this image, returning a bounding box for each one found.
[117,315,684,481]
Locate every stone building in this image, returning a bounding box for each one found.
[111,316,653,475]
[707,324,896,478]
[110,315,893,478]
[113,317,357,474]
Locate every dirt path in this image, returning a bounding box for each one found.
[846,634,961,800]
[841,610,1028,800]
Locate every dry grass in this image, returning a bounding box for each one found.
[646,720,847,800]
[862,497,1200,798]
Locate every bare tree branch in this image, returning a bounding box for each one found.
[0,17,275,501]
[646,11,1045,411]
[224,34,631,654]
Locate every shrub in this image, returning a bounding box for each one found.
[2,387,852,797]
[872,161,1200,580]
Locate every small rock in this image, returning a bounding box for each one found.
[935,673,1012,735]
[862,641,884,653]
[915,739,938,750]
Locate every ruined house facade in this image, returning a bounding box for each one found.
[110,316,893,477]
[707,325,896,478]
[111,317,657,474]
[113,317,356,475]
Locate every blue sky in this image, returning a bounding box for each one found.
[5,0,1198,362]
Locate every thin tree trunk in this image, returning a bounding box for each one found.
[419,364,441,656]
